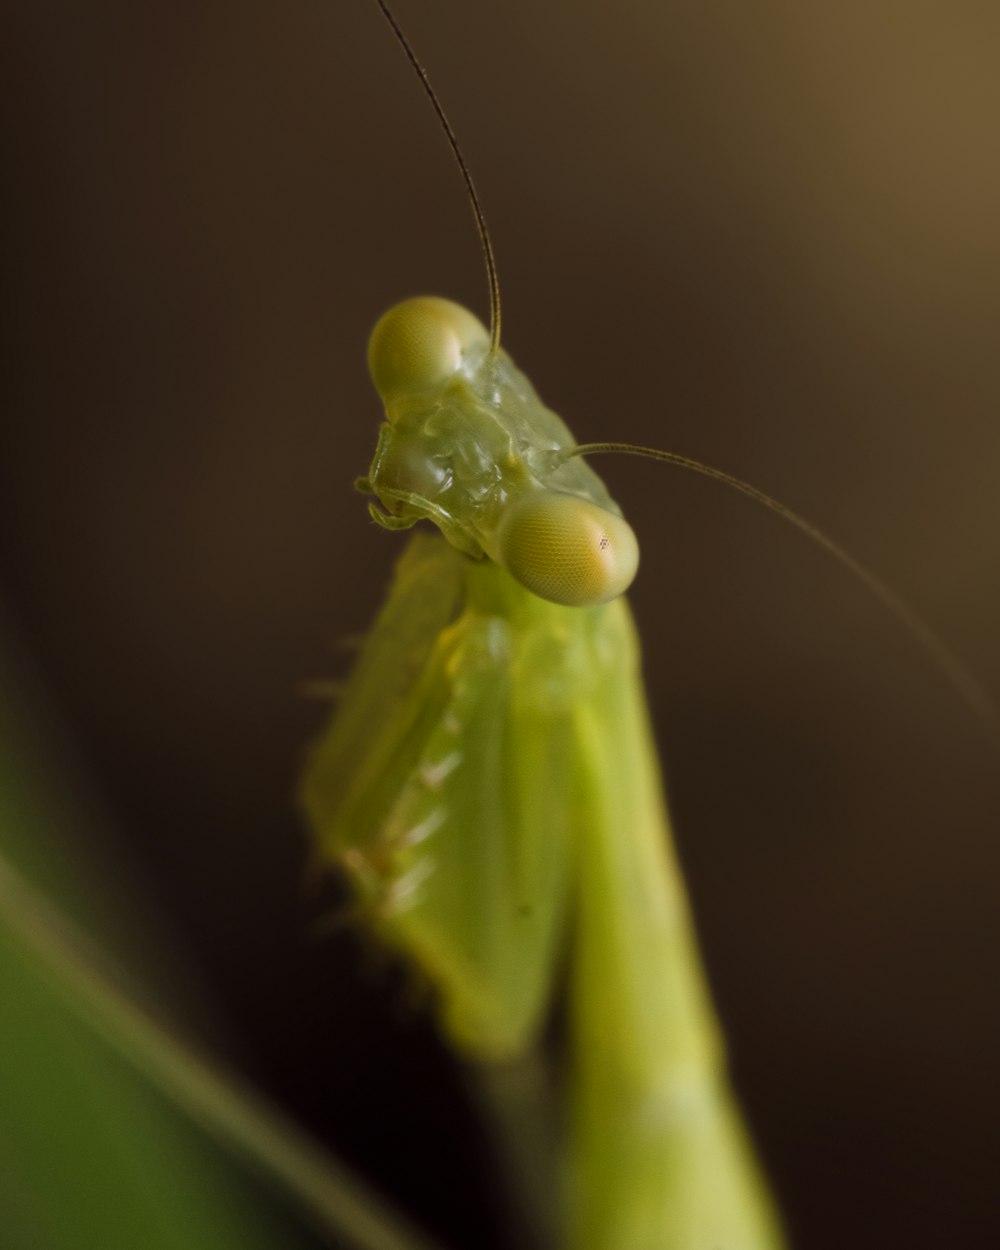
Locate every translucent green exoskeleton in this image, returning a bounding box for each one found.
[300,297,784,1249]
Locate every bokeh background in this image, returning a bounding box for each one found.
[3,1,999,1246]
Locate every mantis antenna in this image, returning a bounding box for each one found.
[560,441,1000,752]
[368,2,998,754]
[371,0,502,353]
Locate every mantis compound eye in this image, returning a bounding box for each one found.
[367,296,489,406]
[497,491,639,606]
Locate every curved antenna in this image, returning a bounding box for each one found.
[372,0,502,352]
[561,441,1000,751]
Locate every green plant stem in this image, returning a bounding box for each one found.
[0,848,440,1250]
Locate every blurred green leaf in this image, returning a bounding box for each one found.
[0,625,436,1250]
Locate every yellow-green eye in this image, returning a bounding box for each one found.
[497,491,639,606]
[367,296,489,404]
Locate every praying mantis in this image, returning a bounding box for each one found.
[301,295,786,1247]
[299,3,999,1248]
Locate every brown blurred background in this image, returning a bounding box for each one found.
[2,1,999,1246]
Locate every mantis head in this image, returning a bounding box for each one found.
[363,296,639,608]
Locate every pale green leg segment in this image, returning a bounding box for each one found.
[302,534,575,1060]
[567,610,784,1249]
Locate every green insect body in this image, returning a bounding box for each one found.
[301,297,783,1248]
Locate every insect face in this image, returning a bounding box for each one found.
[363,295,640,605]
